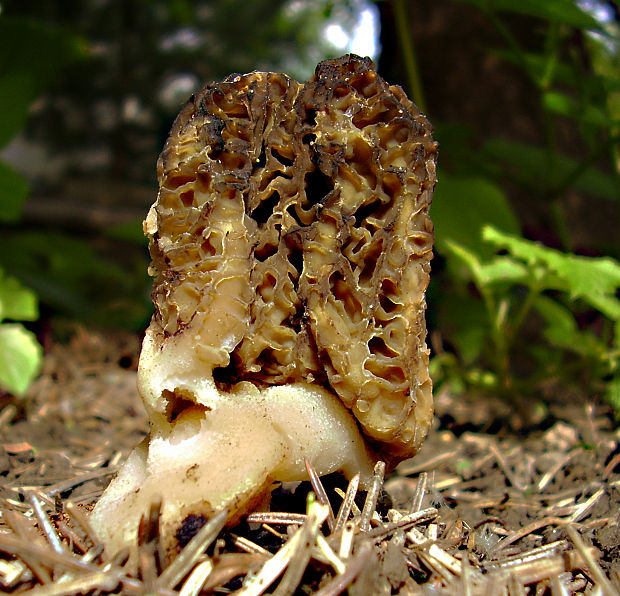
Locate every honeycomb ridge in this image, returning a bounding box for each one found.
[148,55,437,463]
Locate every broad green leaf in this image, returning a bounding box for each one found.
[0,18,87,147]
[0,161,28,222]
[0,72,36,148]
[443,239,534,290]
[455,0,602,31]
[0,232,132,317]
[481,138,620,201]
[443,239,484,285]
[533,295,606,358]
[0,269,38,322]
[495,50,619,93]
[438,291,490,366]
[477,257,530,288]
[0,231,150,328]
[433,123,477,175]
[0,18,87,86]
[586,294,620,322]
[0,323,42,396]
[484,226,620,320]
[604,376,620,412]
[432,174,520,258]
[542,91,609,126]
[542,91,573,115]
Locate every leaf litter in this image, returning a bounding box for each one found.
[0,330,619,594]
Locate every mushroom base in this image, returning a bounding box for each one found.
[90,381,375,563]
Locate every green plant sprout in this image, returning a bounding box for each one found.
[0,268,42,396]
[433,225,620,411]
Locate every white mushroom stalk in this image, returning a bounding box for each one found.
[90,54,437,563]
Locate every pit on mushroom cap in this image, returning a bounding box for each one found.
[90,54,437,563]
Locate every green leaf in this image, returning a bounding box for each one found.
[477,257,530,288]
[443,239,484,285]
[431,174,520,258]
[0,18,87,86]
[533,295,606,358]
[0,232,130,317]
[0,72,36,148]
[604,376,620,413]
[0,160,29,222]
[439,292,490,365]
[455,0,603,31]
[542,91,609,126]
[0,323,42,396]
[495,49,618,92]
[483,226,620,320]
[0,17,87,147]
[0,231,150,328]
[481,138,620,201]
[0,269,38,322]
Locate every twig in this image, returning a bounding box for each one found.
[312,541,373,596]
[44,467,119,498]
[2,510,52,584]
[360,461,385,532]
[272,499,328,596]
[236,501,328,596]
[315,534,345,574]
[0,534,98,573]
[27,491,64,555]
[178,559,213,596]
[157,509,227,590]
[305,459,335,531]
[569,487,605,523]
[64,501,100,554]
[564,524,616,595]
[367,507,437,541]
[409,472,428,513]
[246,512,307,525]
[17,567,125,596]
[231,534,271,556]
[495,517,569,551]
[334,473,359,533]
[490,444,528,492]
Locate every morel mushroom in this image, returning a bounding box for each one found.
[90,54,437,561]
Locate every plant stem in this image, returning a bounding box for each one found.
[507,283,539,348]
[478,284,511,393]
[485,10,535,86]
[541,21,561,91]
[392,0,426,113]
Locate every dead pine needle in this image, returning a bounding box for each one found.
[334,473,360,533]
[360,461,385,532]
[313,540,374,596]
[305,459,336,531]
[409,471,428,513]
[27,491,64,555]
[156,509,228,590]
[564,525,617,595]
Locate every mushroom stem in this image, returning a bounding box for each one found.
[90,329,375,562]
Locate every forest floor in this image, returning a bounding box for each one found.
[0,329,618,594]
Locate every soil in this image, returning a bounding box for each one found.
[1,330,619,594]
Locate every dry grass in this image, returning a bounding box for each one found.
[0,330,619,594]
[0,460,617,594]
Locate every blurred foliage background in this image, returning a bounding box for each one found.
[0,0,618,412]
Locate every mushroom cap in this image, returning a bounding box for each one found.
[146,54,436,464]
